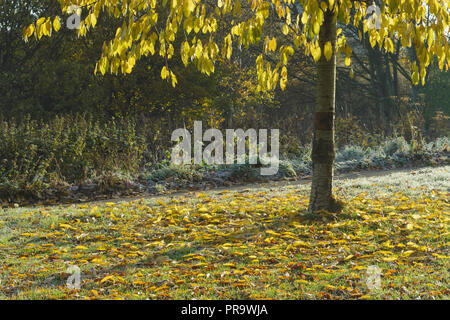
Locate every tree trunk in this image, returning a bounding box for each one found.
[308,9,340,213]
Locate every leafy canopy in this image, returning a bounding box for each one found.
[24,0,449,89]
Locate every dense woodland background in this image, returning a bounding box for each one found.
[0,0,449,202]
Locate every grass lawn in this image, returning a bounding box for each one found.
[0,166,448,300]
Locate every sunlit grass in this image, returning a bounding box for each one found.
[0,166,448,299]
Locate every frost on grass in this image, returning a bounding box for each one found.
[0,167,448,300]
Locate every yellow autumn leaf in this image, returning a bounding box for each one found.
[20,233,36,237]
[161,66,169,79]
[293,240,309,247]
[312,20,320,35]
[324,41,332,61]
[266,230,281,236]
[90,13,97,27]
[432,253,449,259]
[311,45,321,62]
[59,223,77,230]
[345,56,351,66]
[53,17,61,32]
[23,24,35,39]
[100,275,115,283]
[43,18,52,36]
[295,279,309,284]
[329,0,335,10]
[382,256,398,262]
[268,37,277,52]
[351,265,367,270]
[400,250,415,257]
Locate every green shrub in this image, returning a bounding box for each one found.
[290,159,311,175]
[229,163,261,181]
[336,145,367,162]
[382,137,410,156]
[0,114,144,200]
[298,144,312,164]
[277,160,297,178]
[425,136,450,152]
[146,164,203,183]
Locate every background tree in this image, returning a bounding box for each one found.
[24,0,449,212]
